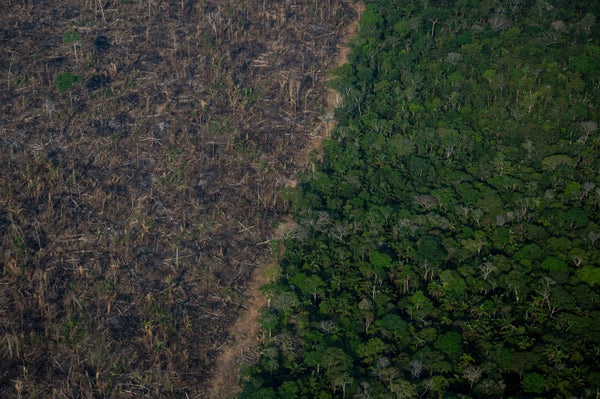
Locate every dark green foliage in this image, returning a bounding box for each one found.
[61,30,80,44]
[522,373,546,394]
[434,331,462,357]
[240,0,600,398]
[55,72,81,92]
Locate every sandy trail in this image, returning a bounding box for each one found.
[206,3,364,398]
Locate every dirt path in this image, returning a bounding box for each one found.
[206,3,364,398]
[299,3,365,171]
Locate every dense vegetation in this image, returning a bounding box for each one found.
[241,0,600,398]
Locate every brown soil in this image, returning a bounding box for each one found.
[206,3,364,398]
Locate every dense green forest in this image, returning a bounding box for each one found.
[239,0,600,398]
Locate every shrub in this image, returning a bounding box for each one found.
[55,72,81,92]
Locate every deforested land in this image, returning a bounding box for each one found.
[0,1,359,397]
